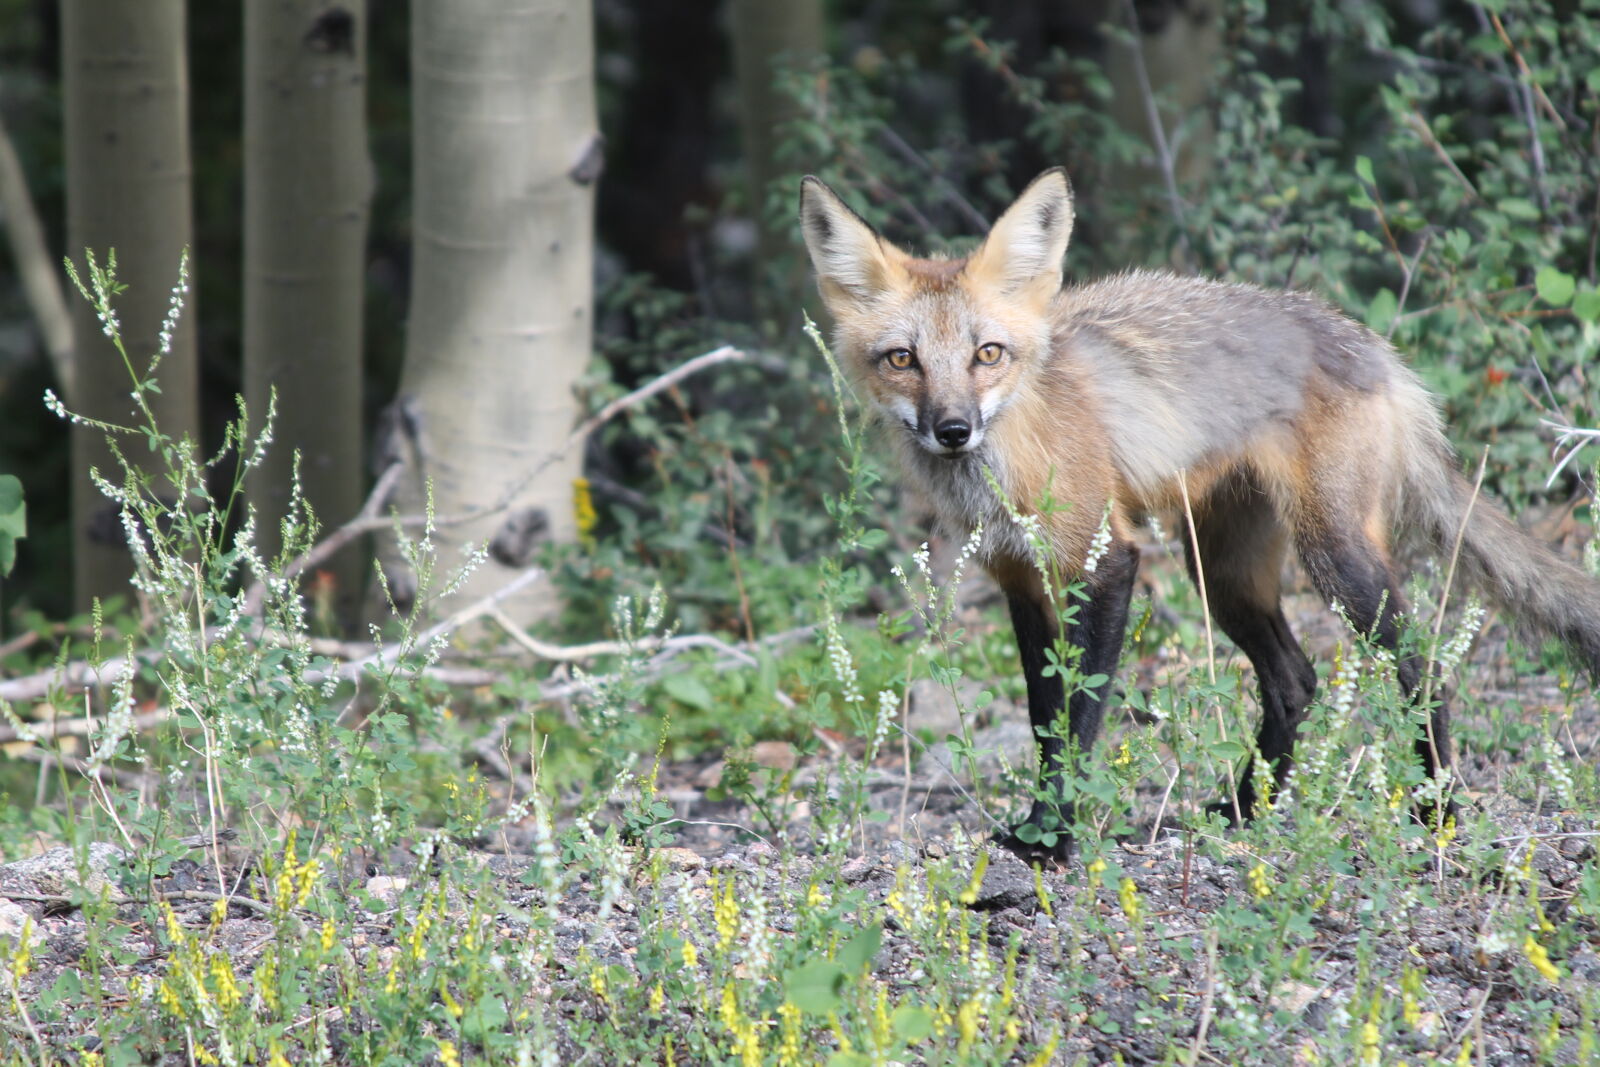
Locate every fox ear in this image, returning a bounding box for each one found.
[799,176,906,307]
[966,168,1074,302]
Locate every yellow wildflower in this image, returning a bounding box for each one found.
[1523,935,1561,983]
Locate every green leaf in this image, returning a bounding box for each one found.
[785,959,847,1013]
[461,994,510,1040]
[1573,287,1600,324]
[0,475,23,536]
[837,923,882,973]
[1354,155,1375,185]
[827,1055,873,1067]
[1498,197,1540,220]
[662,673,715,712]
[1535,266,1575,307]
[1365,288,1398,335]
[0,474,24,577]
[1210,740,1248,760]
[890,1005,935,1043]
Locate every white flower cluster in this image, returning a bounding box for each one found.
[823,610,864,709]
[156,250,191,360]
[741,878,772,977]
[869,688,897,761]
[1542,732,1576,809]
[1214,977,1262,1039]
[1435,597,1484,673]
[61,250,127,344]
[1289,652,1363,789]
[42,389,81,424]
[1083,500,1114,573]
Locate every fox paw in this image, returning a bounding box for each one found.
[996,804,1075,866]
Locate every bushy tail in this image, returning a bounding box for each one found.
[1399,387,1600,674]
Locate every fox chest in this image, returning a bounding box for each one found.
[899,449,1035,567]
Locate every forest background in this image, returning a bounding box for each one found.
[0,1,1599,1064]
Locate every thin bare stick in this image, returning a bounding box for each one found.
[1420,447,1488,764]
[875,125,991,232]
[1186,928,1220,1065]
[1387,233,1433,341]
[1121,0,1187,239]
[1402,111,1480,202]
[2,888,273,916]
[0,707,170,746]
[332,567,547,684]
[1177,471,1216,687]
[1179,469,1241,820]
[561,345,745,466]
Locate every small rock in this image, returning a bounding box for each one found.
[0,843,128,900]
[918,720,1035,783]
[365,875,409,906]
[839,857,874,884]
[653,848,705,872]
[0,899,41,952]
[694,761,726,789]
[969,847,1037,912]
[905,679,968,740]
[750,741,798,772]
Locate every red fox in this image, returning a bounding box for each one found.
[799,168,1600,862]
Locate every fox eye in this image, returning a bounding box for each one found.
[975,342,1005,366]
[884,348,916,370]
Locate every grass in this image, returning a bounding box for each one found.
[1,260,1599,1065]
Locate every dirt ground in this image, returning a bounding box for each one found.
[4,564,1599,1063]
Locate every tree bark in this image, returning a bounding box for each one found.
[375,0,597,624]
[62,0,200,611]
[243,0,373,622]
[730,0,823,325]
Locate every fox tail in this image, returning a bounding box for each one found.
[1397,377,1600,675]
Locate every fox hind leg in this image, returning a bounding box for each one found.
[1184,480,1319,823]
[1295,515,1455,816]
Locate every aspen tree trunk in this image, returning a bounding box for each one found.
[244,0,373,622]
[730,0,823,324]
[375,0,598,624]
[62,0,200,611]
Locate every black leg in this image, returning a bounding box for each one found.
[1298,526,1455,817]
[1001,541,1139,863]
[1181,491,1318,822]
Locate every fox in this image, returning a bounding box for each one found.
[798,167,1600,863]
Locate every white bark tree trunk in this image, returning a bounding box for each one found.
[243,0,373,621]
[376,0,598,624]
[62,0,199,611]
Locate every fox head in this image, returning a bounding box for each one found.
[798,169,1074,457]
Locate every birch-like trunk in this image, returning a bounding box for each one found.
[375,0,597,624]
[62,0,199,611]
[243,0,373,620]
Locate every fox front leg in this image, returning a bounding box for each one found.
[998,541,1139,864]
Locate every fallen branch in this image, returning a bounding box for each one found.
[485,607,799,709]
[0,707,170,747]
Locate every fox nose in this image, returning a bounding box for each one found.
[934,418,971,450]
